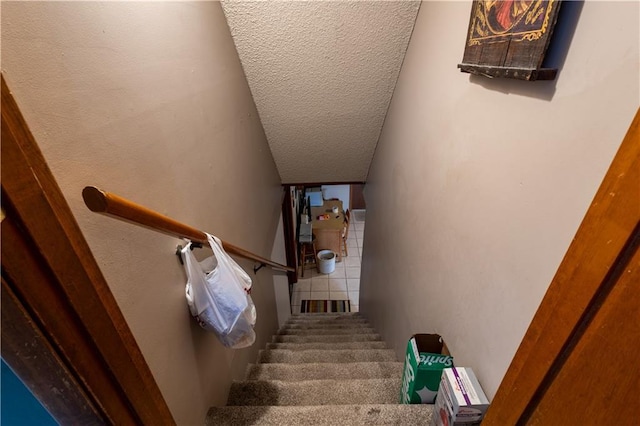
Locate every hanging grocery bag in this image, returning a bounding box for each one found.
[181,233,256,348]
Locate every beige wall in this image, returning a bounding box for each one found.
[2,2,282,424]
[272,213,293,328]
[362,1,639,400]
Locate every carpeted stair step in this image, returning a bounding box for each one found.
[227,378,402,406]
[291,313,363,318]
[286,315,365,323]
[282,322,373,330]
[258,348,398,364]
[287,315,367,320]
[206,404,434,425]
[283,320,370,328]
[272,333,382,344]
[277,327,377,335]
[266,341,387,350]
[286,316,369,324]
[207,313,424,425]
[287,315,369,321]
[245,362,403,381]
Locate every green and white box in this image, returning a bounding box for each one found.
[432,367,490,426]
[400,334,453,404]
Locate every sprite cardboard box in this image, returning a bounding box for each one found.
[400,334,453,404]
[432,367,490,426]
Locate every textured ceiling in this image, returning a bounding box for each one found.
[221,1,420,184]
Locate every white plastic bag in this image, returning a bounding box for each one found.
[181,233,256,348]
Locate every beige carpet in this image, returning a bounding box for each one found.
[206,313,434,425]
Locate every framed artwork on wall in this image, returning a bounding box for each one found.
[458,0,563,81]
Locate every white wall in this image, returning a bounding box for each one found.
[2,2,282,424]
[361,1,638,400]
[322,184,351,211]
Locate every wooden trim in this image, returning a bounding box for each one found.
[1,75,175,424]
[82,186,294,273]
[483,108,640,424]
[281,186,298,285]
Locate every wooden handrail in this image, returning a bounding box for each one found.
[82,186,294,272]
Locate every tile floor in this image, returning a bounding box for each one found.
[291,210,365,313]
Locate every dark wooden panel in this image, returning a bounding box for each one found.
[1,278,106,425]
[350,184,366,210]
[483,108,640,424]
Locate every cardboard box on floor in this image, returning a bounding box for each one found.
[432,367,490,426]
[400,334,453,404]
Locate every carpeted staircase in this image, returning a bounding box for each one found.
[206,312,434,425]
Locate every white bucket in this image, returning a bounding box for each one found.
[317,250,336,274]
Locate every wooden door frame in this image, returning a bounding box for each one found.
[281,185,298,286]
[484,108,640,424]
[2,276,105,424]
[1,75,175,424]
